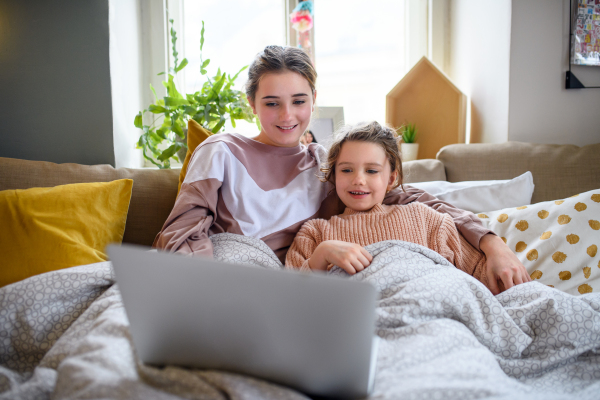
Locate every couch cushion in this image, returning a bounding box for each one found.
[402,159,446,183]
[0,179,132,287]
[437,142,600,203]
[0,157,179,246]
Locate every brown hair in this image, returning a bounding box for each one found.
[320,121,404,193]
[245,45,317,103]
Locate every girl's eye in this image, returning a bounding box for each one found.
[294,100,306,105]
[340,168,352,173]
[265,102,278,107]
[367,170,379,174]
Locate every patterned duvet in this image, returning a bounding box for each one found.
[1,233,599,399]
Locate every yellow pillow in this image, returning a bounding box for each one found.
[477,189,600,296]
[178,119,211,193]
[0,179,133,287]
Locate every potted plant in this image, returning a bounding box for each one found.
[398,123,419,162]
[134,20,257,169]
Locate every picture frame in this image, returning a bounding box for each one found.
[308,106,345,147]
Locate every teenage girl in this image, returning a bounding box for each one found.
[153,45,530,294]
[285,121,493,287]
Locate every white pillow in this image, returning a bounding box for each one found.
[477,189,600,296]
[408,172,534,213]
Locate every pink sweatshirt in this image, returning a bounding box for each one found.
[285,203,488,285]
[153,133,493,263]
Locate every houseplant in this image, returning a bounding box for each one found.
[398,123,419,161]
[134,20,257,168]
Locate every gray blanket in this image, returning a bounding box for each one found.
[1,233,599,399]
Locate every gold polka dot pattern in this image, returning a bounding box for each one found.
[566,234,579,244]
[559,271,571,280]
[578,284,592,294]
[476,189,600,296]
[540,231,552,240]
[516,221,529,231]
[527,249,538,261]
[477,213,489,219]
[553,252,567,263]
[530,270,543,279]
[558,215,572,225]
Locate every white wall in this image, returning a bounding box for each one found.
[445,0,511,143]
[446,0,512,144]
[508,0,600,146]
[109,0,145,168]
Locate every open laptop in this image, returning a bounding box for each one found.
[107,244,379,399]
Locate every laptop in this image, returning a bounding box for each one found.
[107,244,379,399]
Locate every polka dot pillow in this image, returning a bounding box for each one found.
[476,189,600,296]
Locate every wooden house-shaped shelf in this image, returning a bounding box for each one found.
[386,57,467,160]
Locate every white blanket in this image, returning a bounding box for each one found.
[1,233,599,399]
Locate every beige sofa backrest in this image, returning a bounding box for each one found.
[0,157,180,247]
[437,142,600,204]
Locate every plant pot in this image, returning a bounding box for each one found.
[401,143,419,162]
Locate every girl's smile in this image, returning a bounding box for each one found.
[249,71,315,148]
[335,141,397,212]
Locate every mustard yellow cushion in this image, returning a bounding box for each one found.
[0,179,133,287]
[178,119,211,193]
[477,188,600,295]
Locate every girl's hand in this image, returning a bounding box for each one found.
[479,234,531,294]
[308,240,373,275]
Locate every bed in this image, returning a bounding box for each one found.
[1,141,599,399]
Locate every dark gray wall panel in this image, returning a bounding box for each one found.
[0,0,114,165]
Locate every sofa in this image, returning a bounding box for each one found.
[1,141,598,248]
[1,141,600,399]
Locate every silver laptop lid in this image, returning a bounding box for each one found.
[108,244,378,399]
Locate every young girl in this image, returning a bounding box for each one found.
[153,45,529,294]
[285,121,488,285]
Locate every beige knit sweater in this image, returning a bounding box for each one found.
[285,203,487,284]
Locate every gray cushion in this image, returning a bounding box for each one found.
[0,157,180,246]
[437,142,600,203]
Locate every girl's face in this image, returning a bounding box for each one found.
[249,71,315,148]
[335,141,397,212]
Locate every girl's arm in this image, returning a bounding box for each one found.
[285,222,372,275]
[153,144,223,258]
[385,186,530,294]
[153,185,216,257]
[384,186,491,250]
[285,221,324,271]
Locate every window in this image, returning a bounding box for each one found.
[314,0,407,126]
[182,0,287,136]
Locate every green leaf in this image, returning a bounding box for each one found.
[164,97,190,107]
[175,58,188,73]
[202,59,210,68]
[150,84,158,101]
[157,72,166,76]
[157,144,180,161]
[134,112,143,128]
[200,21,205,51]
[212,116,226,133]
[148,105,168,113]
[201,69,207,75]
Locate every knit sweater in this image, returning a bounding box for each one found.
[285,203,487,284]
